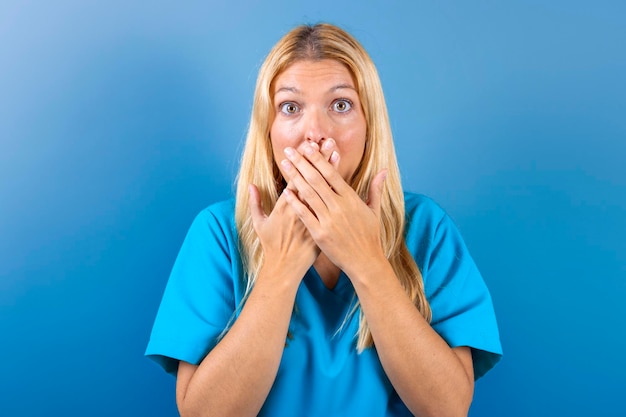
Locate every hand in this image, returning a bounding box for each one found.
[248,183,318,283]
[284,139,340,192]
[279,140,388,277]
[247,139,341,283]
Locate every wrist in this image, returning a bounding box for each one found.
[256,260,309,294]
[343,251,392,288]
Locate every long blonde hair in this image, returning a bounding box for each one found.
[234,23,431,350]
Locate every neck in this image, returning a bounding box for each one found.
[313,253,341,290]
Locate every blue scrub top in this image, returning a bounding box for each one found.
[145,192,502,416]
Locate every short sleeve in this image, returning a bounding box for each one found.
[405,194,502,380]
[144,200,242,375]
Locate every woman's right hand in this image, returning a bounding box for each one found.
[248,139,340,285]
[178,140,340,417]
[248,183,319,283]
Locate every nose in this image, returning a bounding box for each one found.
[303,108,329,144]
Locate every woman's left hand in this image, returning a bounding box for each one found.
[280,140,387,276]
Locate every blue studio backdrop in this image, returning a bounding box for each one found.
[1,1,625,416]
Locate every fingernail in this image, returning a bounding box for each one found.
[330,151,339,164]
[322,139,334,151]
[303,144,314,156]
[284,147,295,158]
[280,159,293,171]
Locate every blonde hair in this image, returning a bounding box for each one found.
[234,23,431,350]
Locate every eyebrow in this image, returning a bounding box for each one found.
[275,86,300,95]
[330,83,356,92]
[274,83,357,96]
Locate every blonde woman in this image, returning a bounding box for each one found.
[146,23,501,417]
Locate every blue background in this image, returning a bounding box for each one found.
[1,1,624,416]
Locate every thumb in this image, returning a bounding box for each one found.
[367,169,388,216]
[248,184,267,229]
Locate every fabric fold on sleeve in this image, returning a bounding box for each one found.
[404,193,502,380]
[145,200,241,376]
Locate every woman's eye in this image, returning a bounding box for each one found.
[332,99,352,113]
[280,102,299,114]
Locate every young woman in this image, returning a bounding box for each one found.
[146,23,502,417]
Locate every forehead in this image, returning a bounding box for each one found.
[272,59,356,92]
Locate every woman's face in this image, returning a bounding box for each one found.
[270,59,367,182]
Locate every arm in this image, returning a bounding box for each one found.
[281,143,474,417]
[176,257,305,417]
[176,143,337,417]
[345,259,474,417]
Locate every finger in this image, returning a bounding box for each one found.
[284,180,297,192]
[366,169,388,217]
[292,144,350,196]
[330,150,340,170]
[282,187,321,232]
[280,157,329,216]
[248,184,267,228]
[320,138,340,170]
[297,141,340,172]
[284,146,338,206]
[282,143,319,194]
[319,138,334,162]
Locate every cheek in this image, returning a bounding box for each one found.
[340,126,366,160]
[270,121,295,177]
[341,145,365,176]
[270,120,298,149]
[335,123,367,179]
[269,122,283,158]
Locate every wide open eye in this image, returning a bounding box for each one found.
[332,99,353,113]
[280,102,300,114]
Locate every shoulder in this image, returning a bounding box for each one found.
[401,192,466,271]
[403,192,447,234]
[198,199,236,221]
[192,199,236,232]
[182,199,238,254]
[403,191,444,213]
